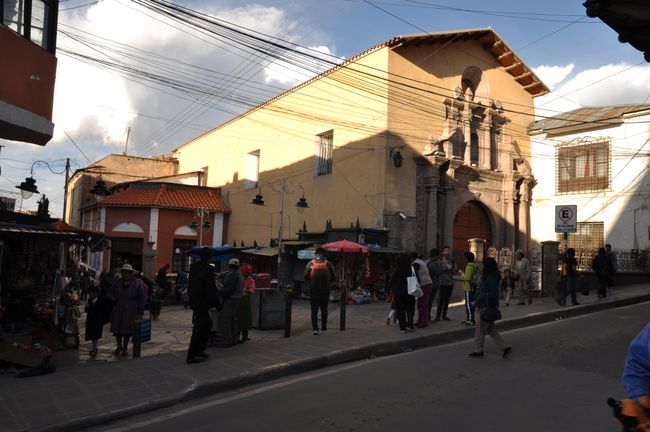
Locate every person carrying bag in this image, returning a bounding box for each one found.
[469,257,511,359]
[407,265,423,298]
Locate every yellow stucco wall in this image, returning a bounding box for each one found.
[175,36,538,247]
[175,48,391,246]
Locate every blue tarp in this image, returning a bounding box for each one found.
[186,245,244,262]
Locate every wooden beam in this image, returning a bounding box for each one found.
[504,62,523,72]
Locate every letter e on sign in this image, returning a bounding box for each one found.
[555,205,577,233]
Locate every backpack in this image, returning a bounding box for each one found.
[470,264,481,290]
[309,260,331,283]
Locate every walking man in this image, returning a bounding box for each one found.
[186,248,219,364]
[304,248,335,335]
[219,258,244,347]
[605,244,617,293]
[514,249,533,305]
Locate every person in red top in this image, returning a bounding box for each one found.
[237,263,256,343]
[304,248,335,335]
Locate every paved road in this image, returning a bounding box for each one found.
[91,301,649,432]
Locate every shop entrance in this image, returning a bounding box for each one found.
[452,200,491,265]
[109,237,143,271]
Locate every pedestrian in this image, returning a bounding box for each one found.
[175,269,189,304]
[186,248,220,364]
[605,243,617,293]
[81,271,92,302]
[500,269,515,307]
[156,263,170,300]
[425,248,442,322]
[304,248,335,335]
[434,246,456,321]
[237,263,256,343]
[620,322,650,429]
[84,286,109,358]
[557,248,580,306]
[592,247,609,299]
[460,251,478,326]
[389,253,415,333]
[411,252,433,328]
[108,264,145,358]
[219,258,244,347]
[135,271,154,312]
[469,257,511,359]
[514,249,533,305]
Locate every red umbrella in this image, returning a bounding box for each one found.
[322,239,368,254]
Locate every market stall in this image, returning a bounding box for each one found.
[0,211,102,372]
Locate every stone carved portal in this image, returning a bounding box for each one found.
[453,200,491,266]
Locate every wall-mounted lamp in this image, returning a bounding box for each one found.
[390,147,404,168]
[89,179,111,198]
[250,192,265,206]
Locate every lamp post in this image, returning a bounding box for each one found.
[189,208,211,246]
[250,178,309,288]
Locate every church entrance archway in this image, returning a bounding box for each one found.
[452,200,491,266]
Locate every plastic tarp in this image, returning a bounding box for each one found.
[186,245,243,262]
[298,247,316,260]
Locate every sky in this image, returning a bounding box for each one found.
[2,0,649,218]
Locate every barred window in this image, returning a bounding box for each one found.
[172,239,196,272]
[315,130,333,176]
[557,139,610,193]
[557,221,604,251]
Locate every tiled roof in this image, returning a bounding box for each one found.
[97,186,230,213]
[529,104,650,135]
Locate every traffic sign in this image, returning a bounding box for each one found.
[555,205,577,233]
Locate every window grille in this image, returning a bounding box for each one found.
[556,139,610,194]
[557,222,604,251]
[172,239,196,272]
[316,130,333,176]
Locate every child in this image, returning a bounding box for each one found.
[501,269,516,307]
[84,286,106,358]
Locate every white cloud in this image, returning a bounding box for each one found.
[264,45,342,86]
[533,64,574,90]
[535,63,650,117]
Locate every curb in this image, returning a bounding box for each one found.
[36,293,650,432]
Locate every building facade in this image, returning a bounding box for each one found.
[1,0,59,145]
[173,28,548,260]
[529,104,650,253]
[79,182,230,279]
[65,154,180,226]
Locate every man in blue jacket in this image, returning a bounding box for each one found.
[620,323,650,430]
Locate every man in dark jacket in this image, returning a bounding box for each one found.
[304,248,335,335]
[219,258,244,347]
[186,248,219,363]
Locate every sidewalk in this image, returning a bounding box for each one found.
[1,283,648,432]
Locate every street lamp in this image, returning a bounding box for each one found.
[249,178,309,288]
[16,159,71,219]
[188,208,211,245]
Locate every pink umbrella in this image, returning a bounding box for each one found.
[322,239,369,254]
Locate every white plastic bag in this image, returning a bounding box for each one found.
[407,266,423,297]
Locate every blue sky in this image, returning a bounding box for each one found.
[2,0,648,217]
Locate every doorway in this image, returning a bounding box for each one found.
[452,200,491,266]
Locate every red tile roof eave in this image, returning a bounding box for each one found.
[88,203,231,213]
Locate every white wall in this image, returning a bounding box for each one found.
[530,113,650,250]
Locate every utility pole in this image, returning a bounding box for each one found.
[62,158,70,223]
